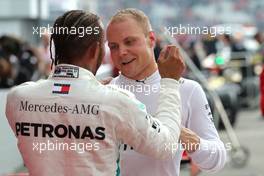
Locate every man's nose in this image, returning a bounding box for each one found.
[119,45,128,56]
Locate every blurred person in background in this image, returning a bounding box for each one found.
[254,32,264,57]
[215,34,232,62]
[0,35,40,88]
[107,8,226,176]
[202,34,217,57]
[183,40,202,70]
[0,56,12,88]
[36,31,52,77]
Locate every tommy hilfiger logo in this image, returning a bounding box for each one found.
[52,83,71,94]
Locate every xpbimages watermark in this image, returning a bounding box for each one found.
[164,24,231,37]
[164,141,232,154]
[32,140,100,154]
[32,24,100,37]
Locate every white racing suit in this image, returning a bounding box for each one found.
[111,70,227,176]
[5,64,182,176]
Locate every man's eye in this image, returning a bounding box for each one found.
[109,45,118,50]
[125,39,135,45]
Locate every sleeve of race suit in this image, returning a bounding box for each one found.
[187,83,227,173]
[114,78,182,160]
[5,89,16,134]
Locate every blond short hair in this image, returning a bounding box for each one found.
[109,8,152,36]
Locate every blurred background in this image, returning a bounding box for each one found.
[0,0,263,175]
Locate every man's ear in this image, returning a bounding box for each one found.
[88,42,100,61]
[148,31,156,48]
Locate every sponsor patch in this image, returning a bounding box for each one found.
[53,66,79,78]
[52,83,71,94]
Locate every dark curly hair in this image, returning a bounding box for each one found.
[50,10,104,67]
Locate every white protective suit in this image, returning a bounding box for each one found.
[5,64,182,176]
[111,70,227,176]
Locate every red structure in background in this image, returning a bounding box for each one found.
[260,67,264,117]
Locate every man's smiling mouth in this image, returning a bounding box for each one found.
[122,58,136,65]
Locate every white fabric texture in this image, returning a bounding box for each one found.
[111,70,226,176]
[5,64,182,176]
